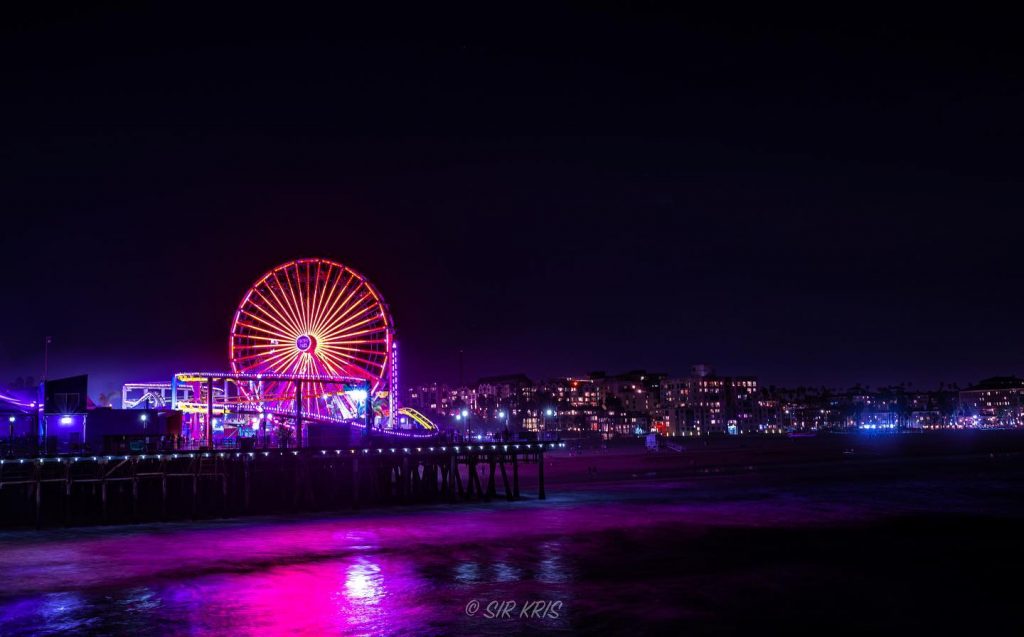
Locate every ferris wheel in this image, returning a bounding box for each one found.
[229,258,394,423]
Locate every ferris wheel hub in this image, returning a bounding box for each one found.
[296,334,316,353]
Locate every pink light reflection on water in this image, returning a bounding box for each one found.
[0,483,871,599]
[159,555,426,636]
[0,539,581,636]
[0,474,970,636]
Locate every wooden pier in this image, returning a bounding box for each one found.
[0,441,561,528]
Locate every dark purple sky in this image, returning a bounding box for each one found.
[2,4,1022,396]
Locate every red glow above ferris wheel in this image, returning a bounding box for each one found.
[229,258,393,421]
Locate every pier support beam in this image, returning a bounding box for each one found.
[161,460,168,520]
[513,451,520,499]
[486,454,497,500]
[538,447,546,500]
[64,460,72,525]
[352,456,360,509]
[453,455,464,499]
[499,455,512,501]
[34,461,41,529]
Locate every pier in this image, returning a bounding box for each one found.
[0,441,562,528]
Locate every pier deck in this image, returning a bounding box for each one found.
[0,441,563,527]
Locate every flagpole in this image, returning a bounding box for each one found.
[43,336,52,382]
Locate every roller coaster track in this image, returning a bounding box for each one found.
[396,407,438,430]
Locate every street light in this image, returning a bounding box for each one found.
[461,409,470,437]
[542,407,554,432]
[497,409,510,439]
[257,413,267,448]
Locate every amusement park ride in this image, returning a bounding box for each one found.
[165,258,438,447]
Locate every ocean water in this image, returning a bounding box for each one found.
[1,454,1022,635]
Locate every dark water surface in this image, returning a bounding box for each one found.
[1,453,1022,635]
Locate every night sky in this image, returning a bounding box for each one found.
[2,4,1022,398]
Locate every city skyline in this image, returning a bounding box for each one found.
[398,367,1020,431]
[4,349,1020,408]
